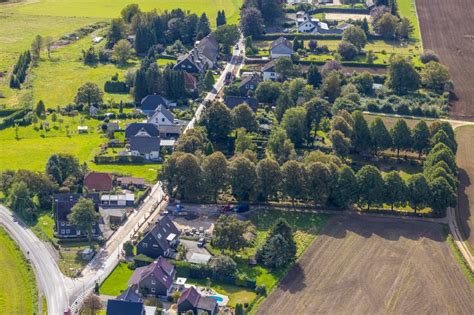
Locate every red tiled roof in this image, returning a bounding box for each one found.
[83,172,113,191]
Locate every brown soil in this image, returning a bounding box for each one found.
[416,0,474,120]
[455,126,474,248]
[257,215,474,315]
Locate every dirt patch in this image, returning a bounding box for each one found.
[257,215,474,315]
[456,126,474,248]
[325,13,371,21]
[416,0,474,119]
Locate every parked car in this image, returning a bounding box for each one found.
[224,72,233,85]
[219,204,234,212]
[235,203,250,213]
[197,238,206,248]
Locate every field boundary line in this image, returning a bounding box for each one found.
[448,207,474,271]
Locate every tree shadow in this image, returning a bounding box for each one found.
[456,168,472,243]
[278,263,307,294]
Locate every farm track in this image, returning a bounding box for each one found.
[257,215,474,315]
[416,0,474,120]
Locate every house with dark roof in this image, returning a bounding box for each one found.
[130,136,161,161]
[184,72,198,91]
[125,123,160,140]
[270,37,294,59]
[136,216,180,259]
[128,257,176,297]
[173,34,219,74]
[106,300,144,315]
[140,95,172,115]
[117,177,145,189]
[224,96,258,112]
[83,172,113,192]
[261,60,279,81]
[238,74,261,96]
[53,193,100,238]
[177,287,218,315]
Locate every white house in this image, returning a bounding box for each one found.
[298,20,319,33]
[261,60,280,81]
[130,136,161,161]
[148,105,175,127]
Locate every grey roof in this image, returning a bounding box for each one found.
[196,35,219,63]
[130,136,161,154]
[141,95,170,112]
[54,193,100,221]
[147,216,180,252]
[270,37,293,51]
[224,96,258,111]
[106,299,144,315]
[156,105,174,122]
[239,74,261,89]
[262,60,276,72]
[197,296,218,312]
[125,123,159,139]
[130,257,175,289]
[178,287,200,307]
[158,124,182,136]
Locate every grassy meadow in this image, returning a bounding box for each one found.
[0,115,160,182]
[0,227,38,314]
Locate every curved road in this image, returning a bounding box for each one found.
[0,204,69,315]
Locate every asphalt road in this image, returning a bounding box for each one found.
[0,204,69,315]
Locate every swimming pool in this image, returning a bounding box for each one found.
[209,295,224,303]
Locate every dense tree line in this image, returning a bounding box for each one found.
[10,51,32,89]
[108,5,212,54]
[133,57,187,103]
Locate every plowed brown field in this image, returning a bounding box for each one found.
[257,215,474,315]
[416,0,474,119]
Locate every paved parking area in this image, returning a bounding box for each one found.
[181,239,212,264]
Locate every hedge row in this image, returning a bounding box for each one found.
[0,107,30,130]
[0,108,19,117]
[94,155,145,164]
[244,57,388,69]
[104,81,129,94]
[172,260,257,289]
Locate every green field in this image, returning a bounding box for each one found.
[397,0,422,42]
[0,227,38,314]
[0,115,160,182]
[100,262,134,296]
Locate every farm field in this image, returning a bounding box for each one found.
[0,227,38,314]
[257,215,474,314]
[416,0,474,119]
[455,126,474,249]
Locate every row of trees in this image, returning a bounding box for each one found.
[160,145,455,216]
[10,51,31,89]
[239,0,285,38]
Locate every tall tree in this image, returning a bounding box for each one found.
[107,18,127,48]
[429,177,456,217]
[281,160,305,206]
[331,165,358,209]
[239,7,264,38]
[216,10,227,27]
[406,174,430,214]
[369,118,392,155]
[113,39,134,66]
[305,97,330,144]
[175,154,202,201]
[203,102,233,142]
[202,152,228,202]
[282,107,307,148]
[356,165,384,210]
[228,156,257,201]
[74,82,103,107]
[384,171,407,210]
[232,103,258,132]
[387,56,420,95]
[412,120,430,159]
[320,71,342,103]
[213,215,249,252]
[352,111,372,153]
[256,158,282,201]
[196,13,211,39]
[390,119,412,157]
[266,126,296,164]
[7,181,36,221]
[305,162,332,206]
[68,198,100,243]
[31,35,43,64]
[343,26,367,50]
[213,24,240,53]
[421,61,451,93]
[275,92,294,122]
[307,64,322,88]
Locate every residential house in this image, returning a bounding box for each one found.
[53,193,100,238]
[129,257,176,297]
[224,96,258,112]
[262,60,280,81]
[125,123,160,140]
[177,287,218,315]
[130,135,161,161]
[238,74,261,96]
[136,216,180,259]
[117,177,145,189]
[83,172,113,192]
[140,95,173,115]
[174,34,219,74]
[270,37,294,59]
[365,0,376,9]
[147,105,182,138]
[106,287,145,315]
[89,105,99,116]
[101,194,135,207]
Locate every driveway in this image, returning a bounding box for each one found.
[181,239,212,264]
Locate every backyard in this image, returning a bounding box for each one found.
[0,227,38,314]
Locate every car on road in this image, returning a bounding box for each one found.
[219,204,234,212]
[224,72,233,85]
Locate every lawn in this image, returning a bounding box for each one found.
[3,0,242,25]
[0,114,160,182]
[0,227,38,314]
[100,262,135,296]
[58,241,98,277]
[31,212,56,243]
[397,0,422,42]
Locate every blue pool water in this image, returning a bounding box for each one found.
[209,295,224,303]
